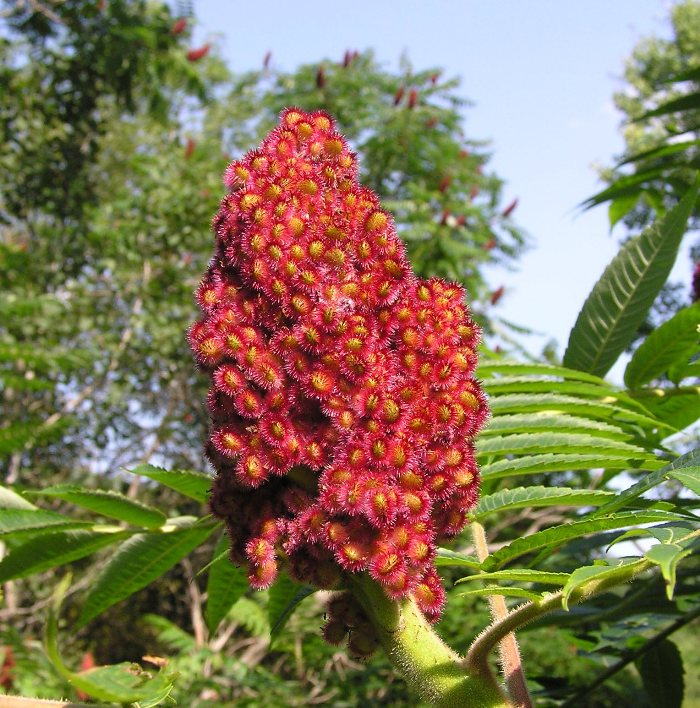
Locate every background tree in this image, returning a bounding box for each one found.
[586,0,700,335]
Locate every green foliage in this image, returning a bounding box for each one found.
[1,2,699,707]
[564,181,698,376]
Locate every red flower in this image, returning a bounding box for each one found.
[170,17,187,35]
[193,109,487,624]
[186,44,210,62]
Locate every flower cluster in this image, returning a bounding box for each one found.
[192,109,488,622]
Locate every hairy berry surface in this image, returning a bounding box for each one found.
[191,109,488,621]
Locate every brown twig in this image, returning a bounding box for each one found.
[470,521,533,708]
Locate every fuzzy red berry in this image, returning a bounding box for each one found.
[193,109,487,625]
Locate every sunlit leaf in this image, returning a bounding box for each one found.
[564,183,698,376]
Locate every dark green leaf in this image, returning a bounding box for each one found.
[482,511,685,571]
[645,543,691,600]
[31,485,166,529]
[0,508,91,538]
[481,453,659,481]
[77,521,217,627]
[477,432,648,458]
[456,569,569,586]
[130,464,212,503]
[473,486,613,520]
[435,548,481,569]
[459,587,543,601]
[564,183,699,376]
[0,528,133,582]
[638,90,700,120]
[592,447,700,517]
[480,413,630,440]
[636,639,685,708]
[624,304,700,388]
[206,533,249,635]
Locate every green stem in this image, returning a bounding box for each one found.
[348,574,512,708]
[465,559,654,674]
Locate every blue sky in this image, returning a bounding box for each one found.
[193,1,682,379]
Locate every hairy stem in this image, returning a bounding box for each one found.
[470,522,532,708]
[466,558,656,673]
[348,574,512,708]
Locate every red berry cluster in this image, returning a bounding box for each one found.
[192,109,488,621]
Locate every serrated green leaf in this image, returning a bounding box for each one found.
[561,559,641,610]
[669,359,700,383]
[645,543,691,601]
[77,521,217,627]
[473,486,614,520]
[643,393,700,431]
[0,485,36,510]
[639,89,700,120]
[268,574,316,641]
[206,533,249,635]
[624,304,700,388]
[609,193,640,228]
[456,569,569,586]
[636,639,685,708]
[70,663,175,704]
[480,413,630,440]
[564,183,698,376]
[481,453,659,481]
[434,548,481,568]
[483,377,622,399]
[30,485,166,529]
[459,587,543,601]
[45,575,175,703]
[482,511,684,571]
[669,468,700,496]
[0,528,133,582]
[477,432,648,458]
[130,464,212,503]
[0,508,91,538]
[592,448,700,517]
[477,360,610,384]
[488,393,668,432]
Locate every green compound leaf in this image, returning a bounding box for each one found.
[564,182,698,377]
[77,520,218,627]
[488,393,670,432]
[480,412,630,441]
[624,303,700,388]
[473,486,613,520]
[592,447,700,517]
[477,432,649,458]
[481,510,685,571]
[456,569,570,586]
[481,453,661,482]
[636,639,685,708]
[0,528,133,582]
[561,559,642,610]
[645,543,692,600]
[206,533,249,635]
[435,548,481,569]
[669,468,700,496]
[0,507,91,539]
[30,484,166,529]
[0,485,37,510]
[130,463,212,503]
[477,360,612,384]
